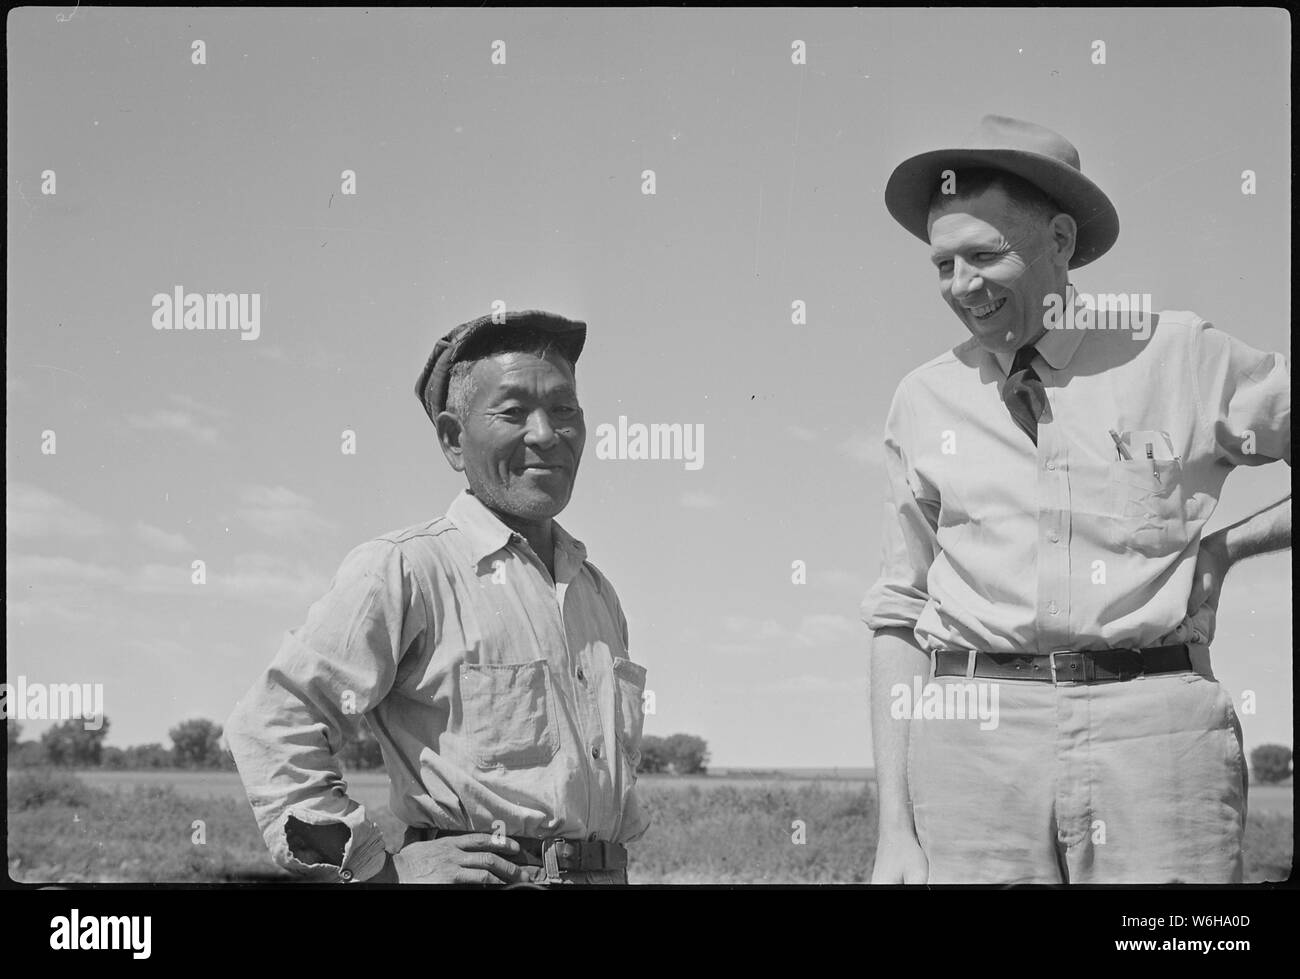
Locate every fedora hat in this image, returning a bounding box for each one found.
[884,114,1119,268]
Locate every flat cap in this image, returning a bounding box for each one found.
[415,309,587,423]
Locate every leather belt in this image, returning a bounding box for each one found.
[403,826,627,872]
[932,644,1192,684]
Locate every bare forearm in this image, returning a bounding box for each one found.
[1218,494,1290,564]
[870,626,930,833]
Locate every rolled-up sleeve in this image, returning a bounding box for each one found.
[1193,320,1291,467]
[225,539,426,881]
[861,382,940,635]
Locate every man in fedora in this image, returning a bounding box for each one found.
[862,115,1290,883]
[226,310,649,884]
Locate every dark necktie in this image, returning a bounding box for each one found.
[1002,345,1046,446]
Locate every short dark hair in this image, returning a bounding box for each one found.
[927,167,1065,226]
[444,326,577,418]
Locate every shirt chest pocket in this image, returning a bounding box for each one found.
[1106,458,1189,557]
[611,658,647,767]
[459,660,559,770]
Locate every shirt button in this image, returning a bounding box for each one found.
[338,869,353,882]
[589,833,599,842]
[1048,601,1059,615]
[1049,532,1059,543]
[1046,461,1056,471]
[576,668,586,683]
[591,746,601,759]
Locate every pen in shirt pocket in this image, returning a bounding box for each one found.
[1107,429,1132,461]
[1146,442,1160,482]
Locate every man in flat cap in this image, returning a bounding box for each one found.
[227,310,649,884]
[863,115,1290,883]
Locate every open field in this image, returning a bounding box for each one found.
[52,767,1298,816]
[6,769,1293,884]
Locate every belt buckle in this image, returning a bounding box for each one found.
[1049,650,1081,684]
[541,837,564,879]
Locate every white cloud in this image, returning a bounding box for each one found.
[763,673,866,695]
[252,344,294,365]
[8,545,329,616]
[130,551,330,608]
[680,491,721,509]
[792,613,863,648]
[124,393,229,444]
[6,484,113,539]
[7,374,33,400]
[235,485,336,538]
[838,431,885,467]
[5,554,123,627]
[7,553,123,586]
[710,612,866,654]
[168,393,231,419]
[720,616,791,643]
[819,568,869,593]
[134,522,194,554]
[125,408,220,445]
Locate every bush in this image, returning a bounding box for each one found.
[123,743,173,769]
[169,718,225,769]
[10,741,49,767]
[636,732,710,775]
[6,773,292,883]
[338,720,385,771]
[101,746,128,769]
[637,736,670,774]
[7,769,102,811]
[1250,744,1293,784]
[40,717,111,767]
[663,733,710,775]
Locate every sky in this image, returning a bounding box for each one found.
[6,7,1291,767]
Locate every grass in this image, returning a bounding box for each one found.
[1242,809,1293,882]
[6,769,1292,884]
[7,769,287,883]
[633,782,878,883]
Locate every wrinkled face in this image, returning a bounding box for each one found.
[927,185,1067,355]
[439,349,584,524]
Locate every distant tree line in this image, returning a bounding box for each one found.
[637,733,709,775]
[6,717,237,770]
[303,723,714,775]
[7,717,711,776]
[6,715,389,772]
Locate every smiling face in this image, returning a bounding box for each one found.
[436,348,584,530]
[927,184,1074,356]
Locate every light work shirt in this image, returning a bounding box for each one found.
[226,490,649,882]
[862,289,1291,655]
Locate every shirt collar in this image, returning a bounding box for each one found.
[446,490,588,570]
[991,282,1089,375]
